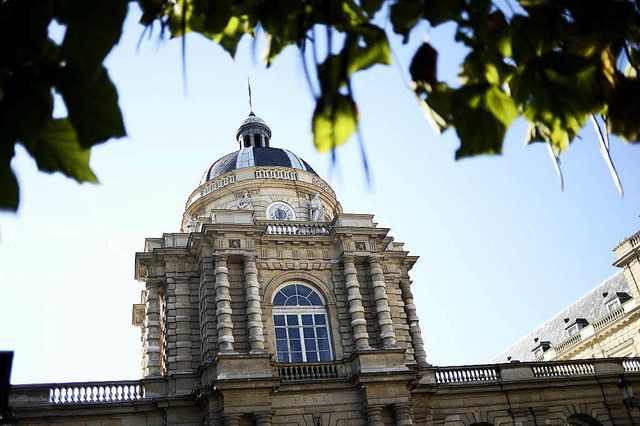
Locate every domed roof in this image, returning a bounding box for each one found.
[235,112,272,141]
[199,147,318,185]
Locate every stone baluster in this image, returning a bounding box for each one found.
[243,255,265,353]
[215,255,235,352]
[343,256,370,349]
[368,256,397,347]
[399,279,428,365]
[394,403,414,425]
[144,280,163,377]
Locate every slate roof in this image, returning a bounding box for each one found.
[199,147,318,185]
[491,271,630,363]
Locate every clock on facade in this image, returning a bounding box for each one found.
[266,202,295,221]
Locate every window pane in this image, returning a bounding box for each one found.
[278,352,289,362]
[276,340,288,352]
[314,314,326,325]
[275,328,287,339]
[290,340,302,352]
[306,352,318,362]
[317,327,328,338]
[274,315,285,326]
[305,339,317,351]
[309,293,322,306]
[286,315,298,325]
[288,327,300,339]
[282,285,296,297]
[298,296,311,306]
[319,351,331,361]
[299,285,312,298]
[285,297,297,306]
[301,315,313,325]
[318,338,329,351]
[303,327,315,338]
[291,352,303,362]
[273,293,286,306]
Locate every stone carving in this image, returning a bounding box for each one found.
[229,239,241,249]
[236,191,253,210]
[308,192,325,222]
[186,216,197,233]
[355,242,367,251]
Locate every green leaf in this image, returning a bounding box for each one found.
[58,0,128,73]
[390,0,424,41]
[313,95,359,152]
[608,76,640,142]
[57,66,126,148]
[452,84,518,159]
[361,0,384,17]
[25,118,98,183]
[345,25,391,75]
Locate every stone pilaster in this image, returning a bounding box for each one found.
[399,279,428,365]
[200,256,217,363]
[243,255,266,353]
[215,255,235,352]
[144,280,163,377]
[343,256,370,349]
[394,403,414,425]
[174,277,195,372]
[369,256,397,347]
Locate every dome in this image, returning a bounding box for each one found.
[199,147,318,185]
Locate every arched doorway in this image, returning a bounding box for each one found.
[564,414,603,426]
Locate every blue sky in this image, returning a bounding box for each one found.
[1,5,639,384]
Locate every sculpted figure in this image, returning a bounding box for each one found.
[237,191,253,210]
[309,192,325,222]
[186,216,197,233]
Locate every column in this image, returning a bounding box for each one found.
[399,279,428,365]
[215,255,235,352]
[368,256,397,347]
[221,414,242,426]
[343,256,370,349]
[365,406,384,426]
[200,256,217,363]
[394,403,414,426]
[243,255,265,353]
[144,280,162,377]
[255,412,274,426]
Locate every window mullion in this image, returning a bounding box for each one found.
[298,313,307,362]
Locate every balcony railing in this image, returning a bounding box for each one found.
[277,362,344,381]
[263,222,330,236]
[434,358,639,385]
[11,380,144,406]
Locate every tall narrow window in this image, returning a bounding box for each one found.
[273,284,332,363]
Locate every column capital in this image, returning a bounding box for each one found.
[242,253,257,262]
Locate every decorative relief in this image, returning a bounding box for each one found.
[322,249,329,259]
[355,241,367,251]
[277,249,283,258]
[307,249,315,259]
[235,191,253,210]
[215,239,224,249]
[292,249,299,259]
[308,192,325,222]
[260,248,268,258]
[229,239,241,249]
[370,242,377,251]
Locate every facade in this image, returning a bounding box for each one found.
[9,112,640,425]
[493,229,640,364]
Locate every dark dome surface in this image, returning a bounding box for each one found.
[200,147,318,185]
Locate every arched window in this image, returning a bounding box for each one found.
[273,284,332,363]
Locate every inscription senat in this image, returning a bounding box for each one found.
[292,394,337,406]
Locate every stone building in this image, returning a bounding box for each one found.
[493,229,640,364]
[9,112,640,425]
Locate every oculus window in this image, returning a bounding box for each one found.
[273,284,332,363]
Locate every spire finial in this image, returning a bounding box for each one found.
[247,77,253,113]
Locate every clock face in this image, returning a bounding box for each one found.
[267,202,295,221]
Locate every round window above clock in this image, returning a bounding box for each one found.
[266,202,295,221]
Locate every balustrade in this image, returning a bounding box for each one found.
[555,333,583,354]
[593,306,626,332]
[278,362,343,381]
[435,366,500,384]
[264,222,330,236]
[49,381,143,404]
[531,361,594,377]
[624,359,640,372]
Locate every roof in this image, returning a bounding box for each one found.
[199,147,318,185]
[491,271,630,363]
